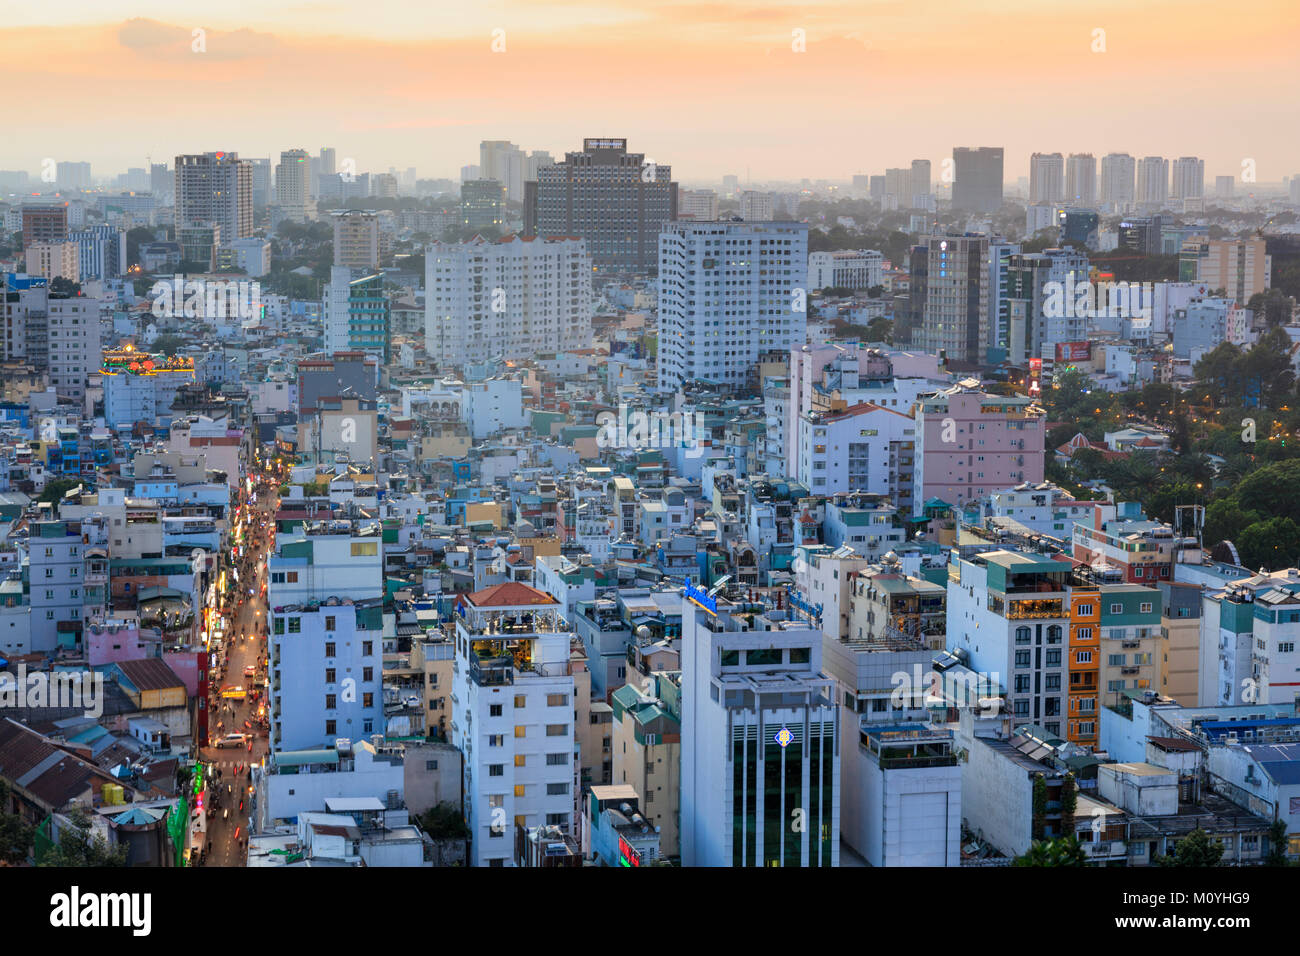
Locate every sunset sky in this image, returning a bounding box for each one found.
[3,0,1298,183]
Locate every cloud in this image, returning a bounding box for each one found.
[116,18,279,61]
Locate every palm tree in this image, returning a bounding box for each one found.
[1013,836,1090,867]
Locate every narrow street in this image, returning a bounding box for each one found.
[196,477,280,867]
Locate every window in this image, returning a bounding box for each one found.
[325,642,336,657]
[489,764,504,776]
[426,760,438,771]
[546,813,567,826]
[1140,603,1153,615]
[351,542,378,556]
[1110,603,1123,614]
[325,694,337,709]
[1077,627,1093,641]
[362,641,373,656]
[514,725,526,738]
[325,720,336,735]
[362,693,373,708]
[488,734,504,747]
[1109,654,1126,666]
[546,724,568,736]
[325,668,336,683]
[288,617,301,634]
[1045,650,1061,666]
[273,616,285,635]
[546,753,567,766]
[362,667,373,682]
[514,755,526,767]
[1015,627,1031,644]
[546,782,569,796]
[286,571,299,583]
[514,695,527,708]
[514,784,526,797]
[1015,650,1031,668]
[325,615,336,631]
[488,794,504,809]
[489,704,503,717]
[1077,650,1093,664]
[547,693,569,706]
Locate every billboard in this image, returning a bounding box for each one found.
[1055,342,1091,363]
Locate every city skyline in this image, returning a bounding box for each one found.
[2,0,1297,180]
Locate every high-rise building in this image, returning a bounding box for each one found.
[47,293,101,403]
[1065,153,1097,205]
[987,238,1022,358]
[247,158,271,207]
[912,234,989,365]
[55,161,92,192]
[69,224,127,280]
[1004,247,1091,364]
[1215,175,1235,199]
[910,159,932,203]
[679,588,840,867]
[951,147,1003,213]
[677,189,719,221]
[1029,153,1065,203]
[869,175,885,202]
[332,210,380,269]
[319,147,336,177]
[656,220,808,391]
[1136,156,1169,205]
[1100,153,1136,206]
[480,141,527,202]
[1171,157,1205,200]
[739,190,774,221]
[22,206,68,245]
[525,150,553,182]
[1179,238,1271,302]
[807,250,884,291]
[450,583,580,867]
[343,272,391,365]
[460,179,506,231]
[174,152,253,240]
[275,149,312,222]
[424,235,593,368]
[524,138,677,273]
[149,163,171,201]
[884,167,911,205]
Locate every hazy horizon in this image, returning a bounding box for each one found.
[3,0,1297,182]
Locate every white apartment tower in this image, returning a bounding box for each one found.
[1100,153,1136,206]
[424,235,593,368]
[450,582,579,867]
[1065,153,1097,206]
[1029,153,1065,203]
[657,220,808,391]
[680,589,840,867]
[1171,157,1205,200]
[1137,156,1169,205]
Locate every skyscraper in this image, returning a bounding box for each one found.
[479,140,526,202]
[913,234,989,365]
[1065,153,1097,205]
[910,159,932,203]
[174,151,253,240]
[319,146,337,176]
[1100,153,1136,205]
[55,161,92,192]
[1029,153,1065,203]
[657,220,807,391]
[951,147,1004,213]
[460,179,505,230]
[249,158,271,207]
[332,210,380,269]
[1171,157,1205,200]
[275,149,312,222]
[1137,156,1169,205]
[524,138,677,273]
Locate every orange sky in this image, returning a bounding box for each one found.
[3,1,1298,182]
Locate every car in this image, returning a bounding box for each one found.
[215,733,247,749]
[243,665,256,678]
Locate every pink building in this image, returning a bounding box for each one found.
[912,380,1045,516]
[86,620,159,666]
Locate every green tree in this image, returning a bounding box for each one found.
[1236,516,1300,571]
[420,802,469,840]
[1013,836,1090,867]
[38,808,128,867]
[0,780,34,864]
[38,478,82,513]
[1203,498,1263,546]
[1265,819,1293,866]
[1031,776,1048,841]
[1156,828,1224,867]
